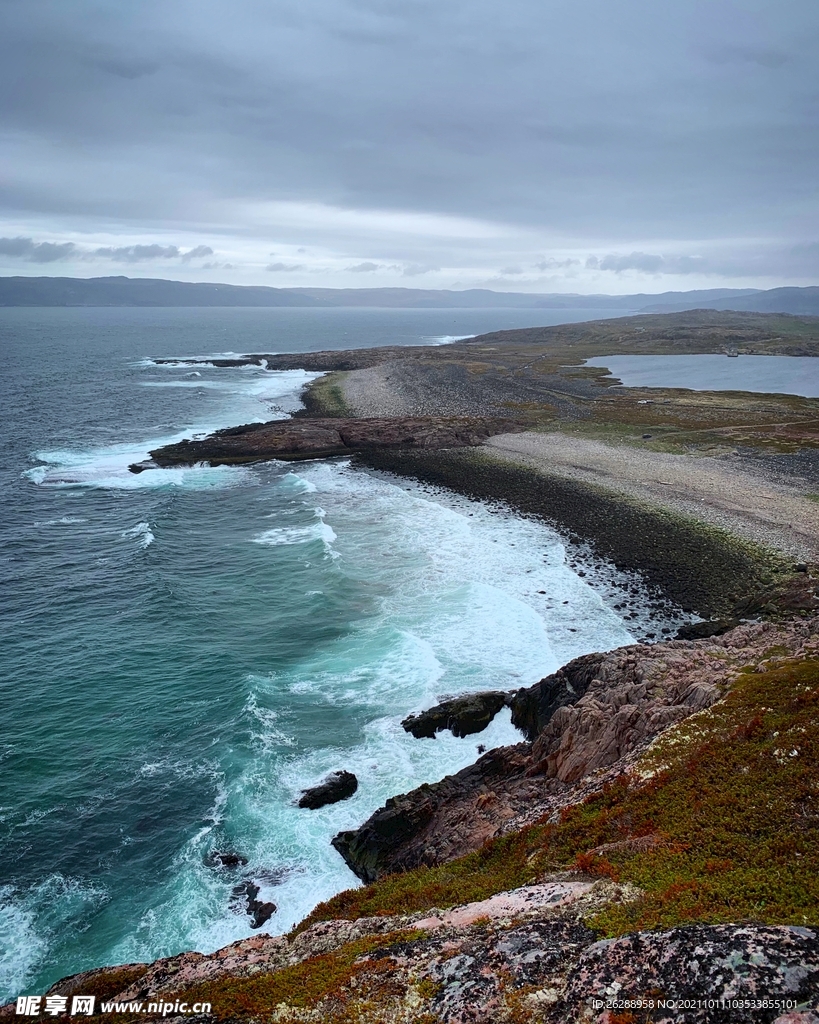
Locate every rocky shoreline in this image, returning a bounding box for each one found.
[9,311,819,1022]
[11,614,819,1022]
[138,415,519,469]
[332,616,819,884]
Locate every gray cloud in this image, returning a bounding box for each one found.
[401,264,439,276]
[587,252,708,275]
[0,1,817,288]
[266,262,305,271]
[535,258,581,270]
[0,236,76,262]
[94,244,180,262]
[0,237,219,266]
[347,262,381,272]
[181,245,214,262]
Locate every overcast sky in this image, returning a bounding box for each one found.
[1,0,817,293]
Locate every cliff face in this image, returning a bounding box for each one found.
[333,617,818,883]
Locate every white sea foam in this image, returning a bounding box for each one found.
[0,886,45,1000]
[252,521,338,550]
[122,522,155,548]
[32,516,87,527]
[24,367,320,492]
[135,458,680,953]
[423,334,476,344]
[278,471,318,494]
[0,878,108,1005]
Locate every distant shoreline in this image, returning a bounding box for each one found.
[1,274,818,314]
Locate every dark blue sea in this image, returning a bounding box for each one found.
[1,305,662,1001]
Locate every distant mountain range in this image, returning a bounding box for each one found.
[0,275,817,315]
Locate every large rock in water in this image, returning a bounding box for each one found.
[402,691,509,739]
[299,771,358,809]
[143,415,519,469]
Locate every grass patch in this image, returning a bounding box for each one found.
[301,372,350,416]
[302,657,819,934]
[165,930,425,1021]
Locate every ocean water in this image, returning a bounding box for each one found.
[588,353,819,398]
[1,305,663,1002]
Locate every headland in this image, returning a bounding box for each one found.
[13,309,819,1023]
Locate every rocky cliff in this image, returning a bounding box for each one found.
[334,617,818,882]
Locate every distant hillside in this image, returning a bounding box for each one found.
[0,275,817,314]
[0,276,321,307]
[642,286,819,316]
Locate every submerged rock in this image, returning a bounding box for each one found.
[675,617,740,640]
[205,849,248,869]
[402,691,509,739]
[299,770,358,810]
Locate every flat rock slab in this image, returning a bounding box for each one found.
[145,415,519,468]
[414,881,595,930]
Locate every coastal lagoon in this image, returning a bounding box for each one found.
[2,306,664,1001]
[589,353,819,398]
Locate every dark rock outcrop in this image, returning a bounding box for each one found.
[402,691,509,739]
[205,850,248,869]
[230,881,276,930]
[142,416,518,470]
[332,745,532,882]
[508,652,606,741]
[332,618,819,882]
[675,617,740,640]
[299,770,358,810]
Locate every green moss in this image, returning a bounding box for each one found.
[303,657,819,937]
[302,372,350,416]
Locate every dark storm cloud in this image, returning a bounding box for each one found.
[0,0,817,284]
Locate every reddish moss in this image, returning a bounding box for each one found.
[302,657,819,937]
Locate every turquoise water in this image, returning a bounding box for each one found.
[1,306,666,1002]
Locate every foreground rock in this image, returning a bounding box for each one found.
[142,415,518,469]
[402,691,509,739]
[335,617,819,882]
[299,770,358,809]
[22,889,818,1023]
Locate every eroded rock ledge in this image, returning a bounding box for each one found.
[334,617,819,883]
[139,415,519,469]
